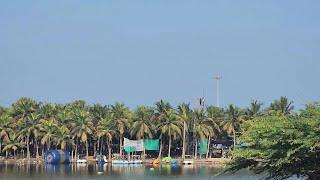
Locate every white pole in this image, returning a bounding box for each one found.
[215,76,222,107]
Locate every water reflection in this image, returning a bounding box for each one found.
[0,163,260,179]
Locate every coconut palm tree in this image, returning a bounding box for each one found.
[154,100,171,121]
[10,97,38,122]
[2,132,24,159]
[110,102,131,156]
[19,113,41,160]
[192,109,216,158]
[269,96,294,116]
[71,108,93,161]
[130,106,154,159]
[90,104,109,156]
[222,105,244,149]
[177,103,192,159]
[205,106,223,157]
[244,100,263,120]
[157,109,182,157]
[130,106,154,139]
[40,118,58,151]
[56,126,74,151]
[0,114,12,156]
[97,117,116,161]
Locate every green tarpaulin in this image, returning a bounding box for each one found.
[144,139,159,151]
[199,140,208,155]
[124,146,136,153]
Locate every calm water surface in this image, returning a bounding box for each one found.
[0,163,263,180]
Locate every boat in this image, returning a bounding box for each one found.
[95,155,108,164]
[111,154,143,165]
[182,155,194,165]
[111,159,143,164]
[76,159,87,163]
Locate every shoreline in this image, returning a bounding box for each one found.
[0,157,230,166]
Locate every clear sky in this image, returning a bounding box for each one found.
[0,1,319,110]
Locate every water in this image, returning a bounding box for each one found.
[0,163,263,180]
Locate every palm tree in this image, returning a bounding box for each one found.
[154,100,171,121]
[269,96,294,116]
[192,109,216,158]
[10,97,38,122]
[177,103,192,159]
[130,106,154,139]
[244,100,263,120]
[205,106,223,157]
[19,113,41,160]
[56,126,74,151]
[0,114,12,156]
[40,118,58,151]
[130,106,154,159]
[157,109,182,157]
[222,105,244,149]
[71,108,93,161]
[2,132,24,159]
[90,104,109,156]
[97,117,116,161]
[110,102,131,156]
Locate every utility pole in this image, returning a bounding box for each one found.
[214,76,222,107]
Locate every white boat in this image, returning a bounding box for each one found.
[111,154,143,165]
[76,159,87,163]
[182,159,194,165]
[96,155,108,163]
[111,160,143,164]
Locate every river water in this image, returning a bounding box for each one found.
[0,163,264,180]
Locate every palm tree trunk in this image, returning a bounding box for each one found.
[108,140,112,161]
[75,139,78,160]
[233,128,236,150]
[168,135,172,157]
[93,140,97,157]
[0,140,2,156]
[143,138,146,161]
[35,137,39,158]
[86,140,89,161]
[194,140,198,159]
[158,137,163,159]
[182,121,186,160]
[206,136,211,158]
[119,134,122,155]
[97,137,100,155]
[27,135,30,160]
[48,138,51,150]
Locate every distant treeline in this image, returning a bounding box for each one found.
[0,96,307,161]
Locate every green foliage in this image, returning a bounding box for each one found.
[228,114,320,179]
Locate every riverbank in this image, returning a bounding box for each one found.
[0,157,231,165]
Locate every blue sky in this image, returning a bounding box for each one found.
[0,1,319,110]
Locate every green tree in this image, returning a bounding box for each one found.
[110,102,131,156]
[71,108,93,160]
[193,109,217,158]
[227,115,320,179]
[56,126,74,151]
[2,132,24,159]
[40,118,58,151]
[90,104,109,156]
[269,96,294,116]
[19,113,41,159]
[177,103,192,159]
[244,100,263,120]
[222,105,244,149]
[0,114,12,156]
[97,117,116,161]
[157,109,182,157]
[130,106,154,140]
